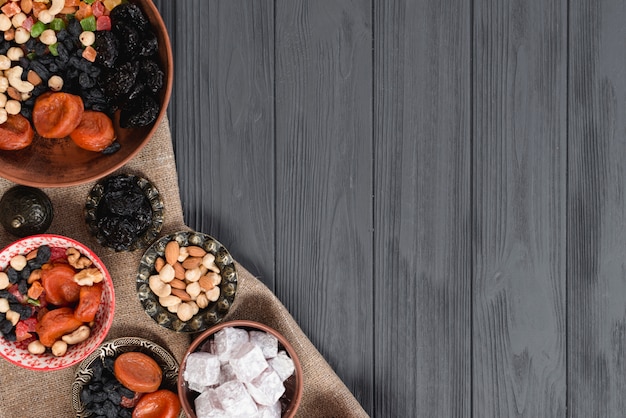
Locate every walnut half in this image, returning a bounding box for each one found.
[74,268,104,286]
[66,248,93,269]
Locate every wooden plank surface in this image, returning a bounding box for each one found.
[568,0,626,416]
[155,0,626,417]
[472,0,567,416]
[155,0,276,287]
[373,1,471,417]
[274,0,374,412]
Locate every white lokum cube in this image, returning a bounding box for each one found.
[268,350,295,381]
[256,401,282,418]
[214,327,249,363]
[249,330,278,359]
[183,352,221,391]
[229,342,269,382]
[214,380,258,417]
[194,390,228,418]
[245,368,285,406]
[218,362,237,385]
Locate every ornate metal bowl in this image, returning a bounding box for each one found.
[136,230,238,333]
[72,336,181,418]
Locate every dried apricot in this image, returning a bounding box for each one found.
[69,110,116,151]
[131,389,181,418]
[41,263,80,306]
[74,281,103,322]
[32,92,84,138]
[35,307,83,347]
[0,114,34,150]
[114,352,162,393]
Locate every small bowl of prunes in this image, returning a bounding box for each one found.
[0,0,173,187]
[84,173,164,252]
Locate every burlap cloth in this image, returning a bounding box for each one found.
[0,118,368,418]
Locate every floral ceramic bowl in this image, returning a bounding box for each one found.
[0,234,115,371]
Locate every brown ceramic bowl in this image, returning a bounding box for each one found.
[178,320,304,418]
[0,0,173,187]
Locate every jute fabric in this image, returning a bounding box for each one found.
[0,118,368,418]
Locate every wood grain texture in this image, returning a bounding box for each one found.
[154,0,276,286]
[373,1,471,417]
[472,0,567,416]
[274,0,374,412]
[568,1,626,416]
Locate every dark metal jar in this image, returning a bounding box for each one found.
[0,186,54,238]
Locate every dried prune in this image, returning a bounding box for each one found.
[93,175,154,251]
[93,31,119,68]
[102,61,138,100]
[140,32,158,57]
[119,95,159,128]
[139,60,163,93]
[110,3,149,31]
[113,25,140,60]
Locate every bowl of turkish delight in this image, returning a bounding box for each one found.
[0,234,115,371]
[178,320,303,418]
[0,0,173,187]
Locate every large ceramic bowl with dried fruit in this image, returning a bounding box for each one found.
[72,337,183,418]
[178,320,304,418]
[0,0,173,187]
[0,234,115,371]
[136,231,238,333]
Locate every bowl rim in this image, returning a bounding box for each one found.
[177,319,304,418]
[0,0,174,188]
[0,233,116,371]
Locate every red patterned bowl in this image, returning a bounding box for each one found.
[0,234,115,371]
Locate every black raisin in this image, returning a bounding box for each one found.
[9,303,32,320]
[16,279,28,296]
[0,319,13,334]
[120,94,159,128]
[0,40,9,55]
[103,356,115,372]
[19,265,31,281]
[101,141,121,155]
[3,330,15,342]
[29,61,51,82]
[68,18,82,37]
[6,268,18,284]
[119,409,132,418]
[36,245,51,264]
[79,72,96,89]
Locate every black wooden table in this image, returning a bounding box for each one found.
[154,1,625,416]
